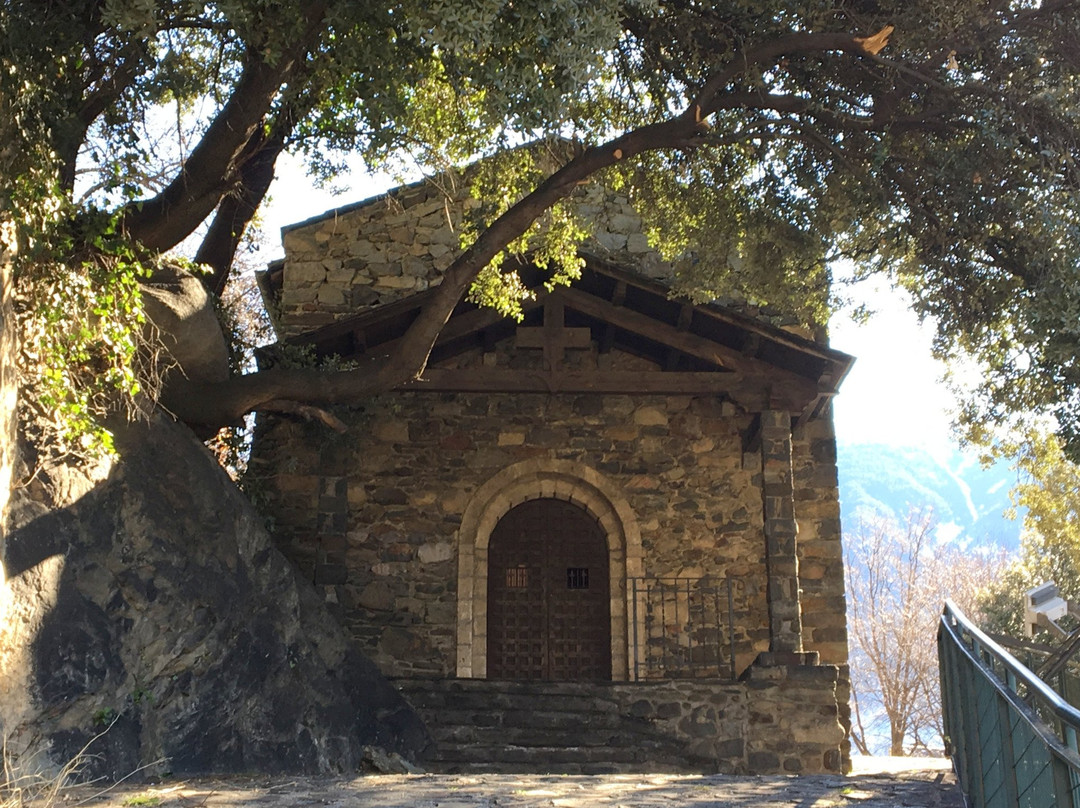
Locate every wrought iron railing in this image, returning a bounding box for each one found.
[629,576,739,681]
[939,599,1080,807]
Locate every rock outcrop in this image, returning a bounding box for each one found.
[0,414,431,780]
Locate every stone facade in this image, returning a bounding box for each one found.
[255,376,846,681]
[254,166,853,774]
[274,171,806,339]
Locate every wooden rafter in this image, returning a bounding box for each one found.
[557,287,733,369]
[666,302,695,370]
[277,260,855,419]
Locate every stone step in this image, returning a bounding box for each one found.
[397,685,622,715]
[435,743,645,765]
[419,743,691,777]
[423,743,695,775]
[398,678,624,696]
[410,706,655,733]
[425,721,681,750]
[394,678,701,773]
[423,759,681,775]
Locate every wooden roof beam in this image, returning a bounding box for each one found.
[599,280,626,355]
[583,256,850,365]
[665,303,695,371]
[559,287,735,370]
[402,368,817,412]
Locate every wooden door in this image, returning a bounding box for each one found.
[487,499,611,681]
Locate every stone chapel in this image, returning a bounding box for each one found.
[252,169,855,774]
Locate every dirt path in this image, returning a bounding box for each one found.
[54,762,963,808]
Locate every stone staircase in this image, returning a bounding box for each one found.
[393,678,703,774]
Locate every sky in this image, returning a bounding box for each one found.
[258,154,963,459]
[828,280,958,456]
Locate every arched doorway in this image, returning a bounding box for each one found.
[455,458,643,680]
[486,498,612,681]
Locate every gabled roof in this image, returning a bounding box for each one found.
[271,256,854,424]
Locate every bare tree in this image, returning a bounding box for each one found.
[845,509,1003,756]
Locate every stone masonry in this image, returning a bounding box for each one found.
[277,180,673,337]
[255,371,846,682]
[274,163,808,340]
[396,672,845,774]
[254,160,852,774]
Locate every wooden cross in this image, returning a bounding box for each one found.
[515,297,592,371]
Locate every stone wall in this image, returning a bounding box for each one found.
[792,415,847,666]
[739,663,845,772]
[598,668,845,773]
[252,347,847,682]
[278,181,675,337]
[629,665,845,773]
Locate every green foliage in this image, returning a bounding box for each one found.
[16,209,158,460]
[5,0,1080,452]
[91,707,118,727]
[460,144,591,318]
[979,430,1080,636]
[2,4,161,461]
[121,795,160,807]
[624,146,834,325]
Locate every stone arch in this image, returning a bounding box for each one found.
[455,459,643,680]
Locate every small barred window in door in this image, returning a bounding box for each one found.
[566,567,589,589]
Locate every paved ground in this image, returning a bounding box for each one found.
[52,759,963,808]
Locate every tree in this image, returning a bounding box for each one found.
[979,430,1080,637]
[2,0,1080,457]
[845,509,1002,756]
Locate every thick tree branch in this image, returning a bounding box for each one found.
[162,356,400,429]
[122,3,328,252]
[258,399,348,432]
[165,116,710,430]
[692,27,894,119]
[169,24,901,431]
[195,119,290,297]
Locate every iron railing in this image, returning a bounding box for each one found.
[987,632,1080,714]
[939,599,1080,807]
[629,576,738,681]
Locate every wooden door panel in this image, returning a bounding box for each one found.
[487,499,611,681]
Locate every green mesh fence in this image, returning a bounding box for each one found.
[940,601,1080,808]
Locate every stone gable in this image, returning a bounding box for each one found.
[276,179,677,336]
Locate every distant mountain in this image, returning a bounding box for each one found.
[837,442,1021,551]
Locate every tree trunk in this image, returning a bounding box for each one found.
[890,726,906,757]
[0,213,17,558]
[195,122,289,297]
